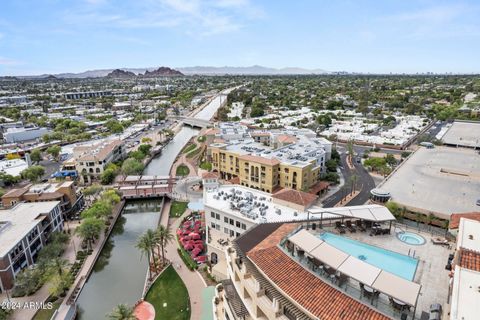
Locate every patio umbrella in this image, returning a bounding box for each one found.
[195,256,207,263]
[194,243,204,251]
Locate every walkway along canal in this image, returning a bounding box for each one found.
[72,92,229,319]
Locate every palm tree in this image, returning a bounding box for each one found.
[349,174,358,194]
[427,213,436,231]
[107,304,136,320]
[136,229,158,278]
[156,225,174,265]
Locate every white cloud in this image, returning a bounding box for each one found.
[63,0,262,36]
[0,57,22,66]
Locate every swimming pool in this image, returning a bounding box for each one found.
[397,231,426,245]
[319,233,418,280]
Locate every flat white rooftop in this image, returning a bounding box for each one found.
[204,185,394,224]
[0,201,60,257]
[378,147,480,218]
[456,218,480,252]
[442,121,480,148]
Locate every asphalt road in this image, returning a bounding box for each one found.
[322,149,376,208]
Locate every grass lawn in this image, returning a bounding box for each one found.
[170,201,188,217]
[32,300,62,320]
[197,135,206,142]
[176,165,190,176]
[145,265,190,320]
[199,161,212,171]
[186,147,202,159]
[182,143,196,154]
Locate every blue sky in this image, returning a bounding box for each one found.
[1,0,479,75]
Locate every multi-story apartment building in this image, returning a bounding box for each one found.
[207,123,332,193]
[0,201,63,292]
[203,176,396,281]
[64,90,112,100]
[1,181,84,216]
[71,139,126,184]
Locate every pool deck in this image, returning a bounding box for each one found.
[311,224,453,318]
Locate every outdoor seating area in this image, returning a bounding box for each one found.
[284,228,427,319]
[285,222,454,319]
[334,219,390,236]
[177,212,207,264]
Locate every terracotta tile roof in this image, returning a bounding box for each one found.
[227,176,240,184]
[202,172,218,179]
[248,246,389,320]
[1,186,29,198]
[450,212,480,229]
[459,248,480,272]
[272,188,317,207]
[240,154,280,166]
[277,134,297,144]
[309,181,330,194]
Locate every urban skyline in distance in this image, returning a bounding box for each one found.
[1,0,480,75]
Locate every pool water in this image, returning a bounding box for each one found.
[319,233,418,280]
[397,232,426,245]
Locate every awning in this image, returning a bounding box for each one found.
[310,242,349,269]
[308,204,395,222]
[337,256,381,287]
[288,229,323,252]
[371,271,421,306]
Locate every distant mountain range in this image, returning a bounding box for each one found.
[9,65,329,79]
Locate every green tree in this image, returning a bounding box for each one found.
[138,144,152,156]
[30,149,42,164]
[101,169,117,185]
[136,229,158,279]
[121,158,144,176]
[325,159,337,172]
[107,304,136,320]
[21,165,45,182]
[47,145,62,161]
[385,201,401,217]
[76,217,104,250]
[156,225,174,265]
[105,119,124,134]
[384,154,397,167]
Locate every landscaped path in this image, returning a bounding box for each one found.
[171,154,198,178]
[162,208,207,320]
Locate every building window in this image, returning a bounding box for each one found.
[211,212,215,218]
[224,217,228,223]
[241,223,246,230]
[229,218,234,225]
[215,213,220,220]
[224,227,229,234]
[211,222,216,229]
[236,221,240,228]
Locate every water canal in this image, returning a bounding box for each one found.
[75,94,226,319]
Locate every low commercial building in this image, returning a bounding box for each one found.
[4,127,49,143]
[441,120,480,149]
[207,123,332,193]
[1,181,84,216]
[71,139,126,184]
[0,158,29,178]
[375,147,480,219]
[0,201,63,292]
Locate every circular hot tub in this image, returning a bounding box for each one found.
[397,231,426,245]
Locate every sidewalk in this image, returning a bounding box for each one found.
[162,209,207,320]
